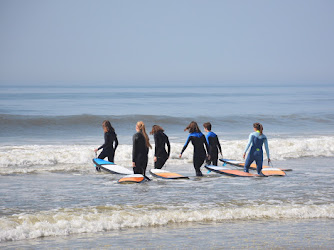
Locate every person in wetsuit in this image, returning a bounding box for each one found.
[94,120,118,166]
[150,125,171,169]
[243,122,271,175]
[203,122,222,166]
[132,121,152,176]
[179,121,210,176]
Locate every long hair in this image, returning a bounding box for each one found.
[150,125,164,135]
[184,121,201,133]
[102,120,115,132]
[253,122,263,135]
[137,121,152,149]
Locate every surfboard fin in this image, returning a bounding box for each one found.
[95,165,101,172]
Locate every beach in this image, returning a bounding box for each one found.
[1,84,334,248]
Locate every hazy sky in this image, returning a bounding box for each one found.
[1,0,333,86]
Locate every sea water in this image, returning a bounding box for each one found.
[0,83,334,248]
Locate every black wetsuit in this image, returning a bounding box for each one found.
[98,131,118,162]
[153,131,171,169]
[206,131,222,166]
[132,132,149,175]
[180,132,209,176]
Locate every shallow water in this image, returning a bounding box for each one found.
[1,157,334,248]
[1,84,334,248]
[2,220,334,249]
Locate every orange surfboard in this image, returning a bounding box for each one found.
[261,167,286,176]
[118,174,146,184]
[149,169,189,179]
[205,165,259,177]
[220,159,290,173]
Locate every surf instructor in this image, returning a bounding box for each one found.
[243,122,271,175]
[132,121,152,176]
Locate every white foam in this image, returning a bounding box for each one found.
[1,136,334,174]
[1,203,333,242]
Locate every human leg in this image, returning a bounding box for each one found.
[107,150,115,163]
[254,157,263,174]
[194,156,205,176]
[98,150,108,160]
[154,156,168,169]
[133,162,143,174]
[244,154,254,173]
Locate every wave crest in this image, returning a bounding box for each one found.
[1,203,333,242]
[1,136,334,174]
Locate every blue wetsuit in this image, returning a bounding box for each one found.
[244,131,270,174]
[205,131,222,166]
[181,132,209,176]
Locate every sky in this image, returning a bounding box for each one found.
[0,0,334,86]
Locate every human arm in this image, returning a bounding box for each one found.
[217,137,222,156]
[244,134,253,152]
[203,135,210,159]
[264,136,270,162]
[179,135,191,158]
[153,133,158,162]
[132,133,137,165]
[243,133,253,159]
[114,133,119,151]
[166,136,171,158]
[95,132,109,152]
[154,134,159,157]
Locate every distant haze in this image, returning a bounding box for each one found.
[1,0,334,86]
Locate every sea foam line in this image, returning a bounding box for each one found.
[0,136,334,173]
[1,203,333,242]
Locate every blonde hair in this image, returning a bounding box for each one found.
[137,121,152,149]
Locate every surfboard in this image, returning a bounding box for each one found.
[93,158,133,175]
[261,167,286,176]
[220,159,291,172]
[118,174,146,184]
[149,169,189,179]
[205,165,259,177]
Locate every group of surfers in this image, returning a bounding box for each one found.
[94,120,271,177]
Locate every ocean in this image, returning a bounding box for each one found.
[1,83,334,249]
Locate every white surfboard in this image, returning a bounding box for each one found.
[93,158,133,175]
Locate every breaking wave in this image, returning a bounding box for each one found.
[1,136,334,174]
[1,203,333,242]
